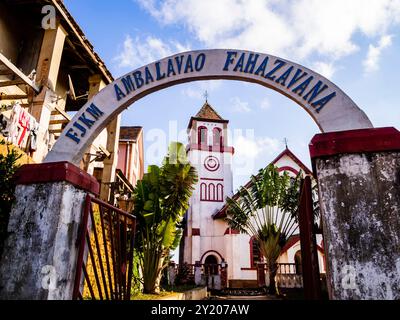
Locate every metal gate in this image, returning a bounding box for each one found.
[72,195,136,300]
[298,175,322,299]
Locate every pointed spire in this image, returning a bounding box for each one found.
[194,101,225,121]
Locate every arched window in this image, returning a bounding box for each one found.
[213,128,222,147]
[198,126,208,145]
[217,184,224,202]
[200,183,207,201]
[250,236,263,268]
[200,182,224,202]
[208,183,216,201]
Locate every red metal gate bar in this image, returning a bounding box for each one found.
[72,194,136,300]
[298,176,322,300]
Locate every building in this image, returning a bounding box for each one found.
[181,102,325,288]
[0,0,143,204]
[118,126,144,188]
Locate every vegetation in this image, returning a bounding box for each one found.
[225,164,302,295]
[132,142,198,294]
[0,140,22,257]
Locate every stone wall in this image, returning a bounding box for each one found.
[315,152,400,299]
[0,182,87,300]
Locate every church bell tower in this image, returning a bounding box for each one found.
[181,101,234,266]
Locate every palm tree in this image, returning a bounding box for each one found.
[225,164,301,295]
[132,142,198,294]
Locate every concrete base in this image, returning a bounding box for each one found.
[0,162,99,300]
[310,128,400,300]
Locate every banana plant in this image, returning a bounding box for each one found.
[132,142,198,294]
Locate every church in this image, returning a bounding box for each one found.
[179,102,325,288]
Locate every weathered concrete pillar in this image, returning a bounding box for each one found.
[309,127,400,300]
[0,162,99,300]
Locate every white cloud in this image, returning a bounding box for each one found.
[233,133,281,177]
[231,97,251,113]
[311,61,336,80]
[114,34,190,70]
[259,97,270,110]
[181,80,223,100]
[137,0,400,71]
[363,35,393,73]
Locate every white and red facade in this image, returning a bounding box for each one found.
[181,102,234,268]
[181,102,325,287]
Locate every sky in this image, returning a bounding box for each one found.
[64,0,400,190]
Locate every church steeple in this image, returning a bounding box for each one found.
[194,101,226,121]
[187,101,232,153]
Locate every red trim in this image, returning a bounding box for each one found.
[187,143,235,154]
[241,267,257,271]
[201,178,224,181]
[278,166,299,175]
[208,183,215,201]
[198,126,208,145]
[272,148,313,175]
[213,148,312,220]
[249,236,264,268]
[217,183,224,201]
[188,117,229,129]
[200,250,224,263]
[204,156,220,172]
[200,182,224,202]
[280,235,301,255]
[192,228,201,236]
[224,228,240,235]
[15,162,100,195]
[309,127,400,159]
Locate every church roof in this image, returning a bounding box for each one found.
[188,101,228,128]
[212,147,313,220]
[194,101,225,121]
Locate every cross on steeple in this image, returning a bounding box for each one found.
[203,90,209,103]
[284,137,289,149]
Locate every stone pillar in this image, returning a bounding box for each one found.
[256,263,266,288]
[309,127,400,300]
[220,261,228,288]
[0,162,99,300]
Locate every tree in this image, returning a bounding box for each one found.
[225,164,301,295]
[132,142,198,294]
[0,140,22,257]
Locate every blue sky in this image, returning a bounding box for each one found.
[64,0,400,190]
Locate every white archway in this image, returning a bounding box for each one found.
[45,49,373,164]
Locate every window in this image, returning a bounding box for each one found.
[217,184,224,202]
[208,183,216,201]
[213,128,222,147]
[250,236,263,268]
[200,182,224,202]
[200,183,207,201]
[198,126,208,145]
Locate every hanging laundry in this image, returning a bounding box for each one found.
[17,107,31,148]
[29,116,40,152]
[7,103,22,145]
